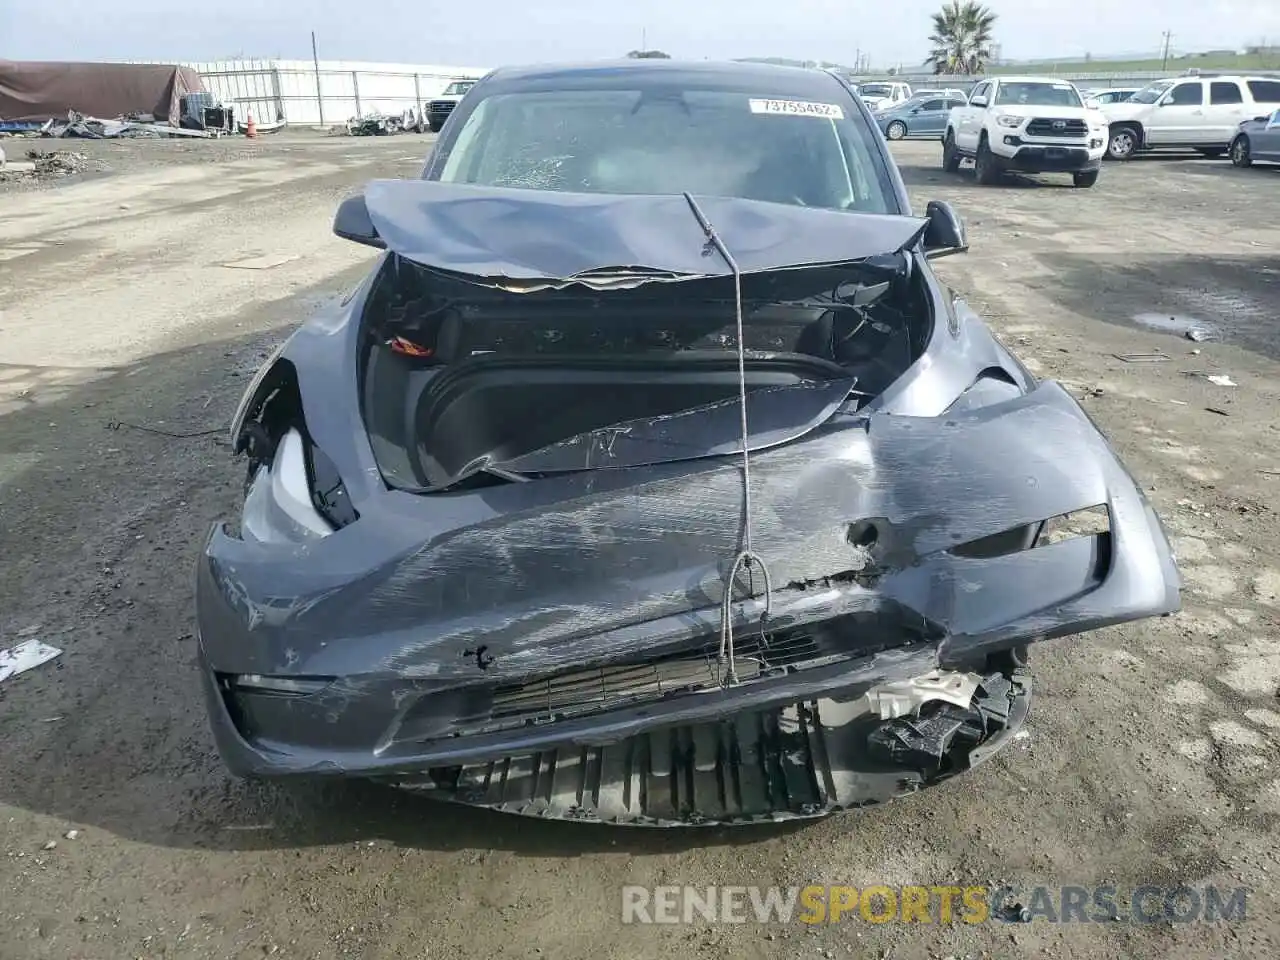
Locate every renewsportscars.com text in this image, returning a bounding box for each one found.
[621,884,1249,925]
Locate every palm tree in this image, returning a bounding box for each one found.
[925,1,998,75]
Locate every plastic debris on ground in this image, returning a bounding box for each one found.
[0,639,62,682]
[1185,371,1238,387]
[1114,352,1170,363]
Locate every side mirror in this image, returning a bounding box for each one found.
[1085,97,1101,110]
[969,95,987,107]
[333,193,386,249]
[922,200,968,260]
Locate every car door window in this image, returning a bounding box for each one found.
[1248,80,1280,105]
[1166,82,1204,106]
[1210,82,1244,105]
[918,99,944,112]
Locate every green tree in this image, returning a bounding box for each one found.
[925,1,998,75]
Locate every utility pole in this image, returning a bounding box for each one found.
[311,30,324,125]
[1160,30,1173,71]
[642,27,647,52]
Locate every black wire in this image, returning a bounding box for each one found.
[105,420,222,439]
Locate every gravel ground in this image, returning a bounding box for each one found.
[1,134,1279,960]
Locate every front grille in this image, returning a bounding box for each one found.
[400,606,938,743]
[429,101,457,116]
[1026,117,1088,138]
[486,630,828,726]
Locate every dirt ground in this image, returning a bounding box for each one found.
[2,133,1280,960]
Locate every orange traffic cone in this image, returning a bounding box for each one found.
[246,113,257,138]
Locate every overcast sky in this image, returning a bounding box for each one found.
[4,1,1280,67]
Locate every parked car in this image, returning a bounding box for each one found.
[943,76,1108,186]
[859,81,913,111]
[876,93,970,140]
[911,87,969,101]
[1099,75,1280,160]
[1230,107,1280,167]
[426,79,478,133]
[1083,87,1141,106]
[199,59,1179,826]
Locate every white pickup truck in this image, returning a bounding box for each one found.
[942,76,1108,187]
[858,81,913,112]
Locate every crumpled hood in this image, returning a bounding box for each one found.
[362,179,928,289]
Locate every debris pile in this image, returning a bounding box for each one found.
[0,148,105,183]
[345,109,423,136]
[28,149,90,175]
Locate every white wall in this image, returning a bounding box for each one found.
[184,59,491,125]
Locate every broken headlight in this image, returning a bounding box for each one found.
[229,339,291,450]
[242,429,334,543]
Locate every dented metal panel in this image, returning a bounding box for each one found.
[362,179,928,287]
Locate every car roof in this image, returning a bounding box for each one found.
[986,75,1082,85]
[480,59,855,98]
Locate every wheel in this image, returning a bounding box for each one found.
[886,120,907,141]
[1107,124,1140,160]
[1073,170,1099,188]
[975,137,1002,184]
[1195,147,1225,157]
[1230,135,1252,167]
[942,130,961,173]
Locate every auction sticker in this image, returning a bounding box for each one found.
[748,98,845,119]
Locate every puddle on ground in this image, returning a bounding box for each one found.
[1132,312,1222,340]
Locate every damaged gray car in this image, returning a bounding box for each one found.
[196,60,1181,826]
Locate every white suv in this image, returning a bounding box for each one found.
[1100,75,1280,160]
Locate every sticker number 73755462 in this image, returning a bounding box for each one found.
[748,98,845,119]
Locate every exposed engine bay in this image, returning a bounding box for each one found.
[357,252,931,492]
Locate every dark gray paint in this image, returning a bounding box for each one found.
[363,179,927,284]
[196,251,1180,778]
[195,59,1180,789]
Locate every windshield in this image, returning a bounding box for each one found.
[860,84,893,97]
[994,82,1083,107]
[1130,81,1173,104]
[434,86,895,214]
[443,81,475,96]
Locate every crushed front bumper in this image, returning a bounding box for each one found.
[389,673,1031,825]
[195,381,1179,809]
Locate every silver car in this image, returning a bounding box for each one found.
[876,94,969,141]
[1230,108,1280,167]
